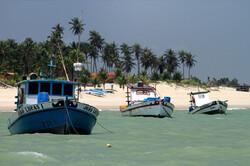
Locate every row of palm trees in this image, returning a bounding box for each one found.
[0,17,196,81]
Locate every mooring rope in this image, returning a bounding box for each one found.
[64,98,113,134]
[64,100,79,135]
[96,121,114,134]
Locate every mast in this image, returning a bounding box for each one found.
[126,86,130,106]
[73,62,83,101]
[48,54,56,79]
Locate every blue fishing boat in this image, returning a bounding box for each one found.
[8,79,99,135]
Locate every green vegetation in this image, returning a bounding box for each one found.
[0,16,243,88]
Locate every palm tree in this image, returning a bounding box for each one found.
[98,69,108,89]
[141,47,153,74]
[178,50,187,79]
[185,52,196,79]
[49,24,69,80]
[91,77,100,88]
[164,49,179,77]
[88,31,104,72]
[133,43,142,75]
[80,42,92,71]
[69,17,84,62]
[116,75,127,89]
[0,40,8,71]
[19,38,36,75]
[80,69,90,90]
[2,39,19,74]
[120,43,134,74]
[150,54,158,74]
[35,41,51,76]
[158,55,166,74]
[110,42,121,70]
[103,42,119,72]
[102,43,111,70]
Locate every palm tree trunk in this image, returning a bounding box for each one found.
[188,67,191,80]
[77,35,81,62]
[57,43,69,81]
[91,57,93,72]
[137,58,140,75]
[94,59,97,72]
[182,63,185,79]
[86,56,89,71]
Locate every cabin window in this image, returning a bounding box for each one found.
[64,84,73,96]
[198,94,205,99]
[28,82,39,95]
[40,82,51,94]
[136,90,149,95]
[52,83,62,95]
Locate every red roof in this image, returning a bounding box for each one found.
[107,72,116,79]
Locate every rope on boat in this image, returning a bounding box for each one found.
[64,99,113,134]
[96,121,114,134]
[63,96,113,134]
[64,100,79,134]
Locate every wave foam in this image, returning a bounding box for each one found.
[16,151,48,159]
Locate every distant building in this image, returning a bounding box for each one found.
[0,72,15,79]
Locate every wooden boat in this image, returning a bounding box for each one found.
[188,91,227,114]
[120,82,174,118]
[8,79,99,135]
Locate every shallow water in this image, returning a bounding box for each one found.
[1,110,250,166]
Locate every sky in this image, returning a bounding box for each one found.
[1,0,250,83]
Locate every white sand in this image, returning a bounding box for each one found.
[1,83,250,112]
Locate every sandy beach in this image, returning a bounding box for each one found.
[1,82,250,112]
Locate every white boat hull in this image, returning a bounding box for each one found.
[120,101,174,118]
[189,100,227,114]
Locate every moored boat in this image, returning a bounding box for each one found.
[120,82,174,118]
[188,91,227,114]
[8,79,99,135]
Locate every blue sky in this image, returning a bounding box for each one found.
[1,0,250,83]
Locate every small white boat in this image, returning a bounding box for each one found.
[120,82,174,118]
[188,91,227,114]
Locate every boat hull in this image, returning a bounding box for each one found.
[189,100,227,115]
[8,101,99,135]
[120,101,174,118]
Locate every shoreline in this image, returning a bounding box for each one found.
[1,106,250,113]
[1,105,250,113]
[1,83,250,112]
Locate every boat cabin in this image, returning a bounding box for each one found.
[190,91,210,107]
[127,82,157,104]
[16,80,77,106]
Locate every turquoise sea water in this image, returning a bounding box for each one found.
[1,110,250,166]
